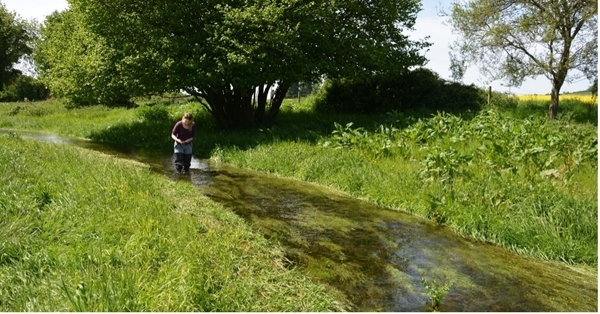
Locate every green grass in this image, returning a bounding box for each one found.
[0,95,596,270]
[0,132,345,311]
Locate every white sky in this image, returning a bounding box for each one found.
[2,0,593,95]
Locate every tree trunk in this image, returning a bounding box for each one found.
[548,85,559,119]
[193,82,290,130]
[548,76,565,120]
[254,84,271,126]
[265,81,291,127]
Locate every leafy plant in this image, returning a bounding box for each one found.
[419,147,472,187]
[420,277,452,311]
[323,122,369,149]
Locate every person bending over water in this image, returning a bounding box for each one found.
[171,112,196,174]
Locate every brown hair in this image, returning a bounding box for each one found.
[182,112,193,121]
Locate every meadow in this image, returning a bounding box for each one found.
[0,93,597,310]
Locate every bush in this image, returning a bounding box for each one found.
[63,92,134,109]
[137,104,171,122]
[487,91,518,110]
[0,75,49,102]
[314,68,484,115]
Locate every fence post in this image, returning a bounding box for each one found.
[488,86,492,106]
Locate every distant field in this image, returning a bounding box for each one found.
[518,93,597,103]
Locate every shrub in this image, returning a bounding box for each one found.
[314,68,484,115]
[487,91,518,110]
[137,104,171,122]
[0,74,49,102]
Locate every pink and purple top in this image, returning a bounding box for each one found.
[172,121,196,142]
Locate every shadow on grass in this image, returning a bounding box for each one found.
[87,98,597,159]
[86,104,405,159]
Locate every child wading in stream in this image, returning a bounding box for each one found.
[171,112,196,174]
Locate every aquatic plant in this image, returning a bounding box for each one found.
[420,277,453,311]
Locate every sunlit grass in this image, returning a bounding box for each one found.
[0,133,345,311]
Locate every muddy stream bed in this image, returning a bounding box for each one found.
[6,130,598,311]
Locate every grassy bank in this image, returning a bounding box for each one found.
[0,133,345,311]
[0,95,597,269]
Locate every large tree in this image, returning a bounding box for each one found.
[447,0,597,119]
[33,10,132,107]
[68,0,430,129]
[0,3,34,90]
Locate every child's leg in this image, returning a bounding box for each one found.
[183,154,192,173]
[174,153,185,173]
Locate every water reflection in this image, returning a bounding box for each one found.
[4,129,597,311]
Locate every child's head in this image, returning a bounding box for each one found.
[182,113,194,127]
[182,112,193,121]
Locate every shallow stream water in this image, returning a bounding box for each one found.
[5,129,598,311]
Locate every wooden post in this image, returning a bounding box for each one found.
[488,86,492,106]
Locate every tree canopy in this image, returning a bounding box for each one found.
[0,3,34,90]
[33,10,132,107]
[63,0,430,129]
[447,0,597,118]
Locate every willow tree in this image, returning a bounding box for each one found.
[447,0,597,119]
[68,0,430,129]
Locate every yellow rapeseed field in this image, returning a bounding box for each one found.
[517,93,597,103]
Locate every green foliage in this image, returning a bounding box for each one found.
[505,97,598,126]
[136,104,171,122]
[314,68,484,114]
[325,122,369,149]
[0,4,34,89]
[420,278,452,311]
[0,74,49,102]
[33,10,132,107]
[487,91,519,110]
[60,0,430,129]
[2,98,596,267]
[419,147,472,187]
[286,81,320,99]
[216,106,597,266]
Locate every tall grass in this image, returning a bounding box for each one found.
[0,132,344,311]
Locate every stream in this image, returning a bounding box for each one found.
[5,129,598,311]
